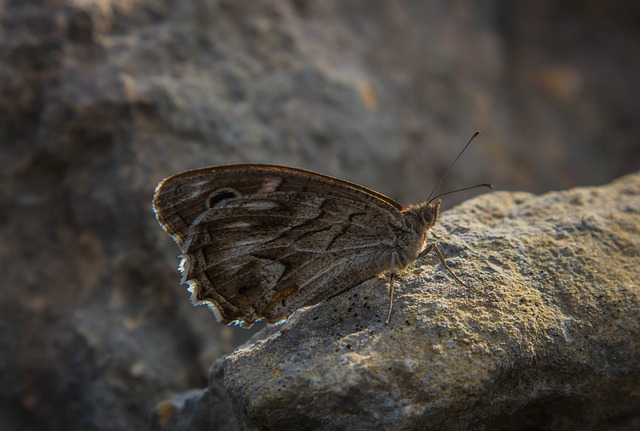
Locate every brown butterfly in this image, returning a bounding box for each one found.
[153,135,491,327]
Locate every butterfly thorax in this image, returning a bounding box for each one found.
[395,200,441,268]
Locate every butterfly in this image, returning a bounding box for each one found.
[153,136,490,327]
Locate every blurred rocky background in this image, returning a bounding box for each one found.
[0,0,638,430]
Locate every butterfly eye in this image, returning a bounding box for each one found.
[207,188,240,208]
[418,203,438,225]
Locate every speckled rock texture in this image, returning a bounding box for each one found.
[156,172,640,431]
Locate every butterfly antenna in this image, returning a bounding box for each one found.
[428,183,493,203]
[426,131,481,203]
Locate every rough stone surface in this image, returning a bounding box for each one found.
[1,0,639,430]
[168,172,640,430]
[151,359,240,431]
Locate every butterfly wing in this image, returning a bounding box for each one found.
[153,164,406,326]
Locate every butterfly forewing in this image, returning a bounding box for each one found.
[153,165,407,326]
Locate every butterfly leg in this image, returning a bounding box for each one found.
[385,252,398,325]
[419,243,470,288]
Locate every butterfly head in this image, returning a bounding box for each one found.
[401,199,441,235]
[421,199,440,228]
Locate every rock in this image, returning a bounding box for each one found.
[1,0,639,430]
[175,172,640,430]
[151,359,240,431]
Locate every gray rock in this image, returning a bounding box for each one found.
[185,172,640,430]
[151,359,240,431]
[1,0,639,429]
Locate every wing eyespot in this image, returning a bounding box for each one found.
[207,188,240,208]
